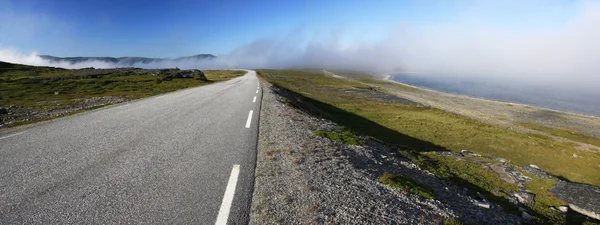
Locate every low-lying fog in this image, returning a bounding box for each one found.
[1,1,599,116]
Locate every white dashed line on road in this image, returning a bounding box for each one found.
[215,164,241,225]
[253,96,257,103]
[0,131,26,140]
[255,90,258,94]
[245,110,253,128]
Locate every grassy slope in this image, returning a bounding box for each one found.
[257,69,600,224]
[518,121,600,147]
[257,69,600,187]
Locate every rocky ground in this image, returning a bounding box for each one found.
[250,81,521,224]
[0,67,208,128]
[0,96,127,128]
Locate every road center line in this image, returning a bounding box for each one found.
[245,110,253,128]
[252,96,257,103]
[255,90,258,94]
[215,164,241,225]
[0,131,27,140]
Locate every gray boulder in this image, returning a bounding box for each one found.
[167,70,207,81]
[513,192,535,204]
[552,180,600,220]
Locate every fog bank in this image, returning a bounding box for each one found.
[1,2,599,94]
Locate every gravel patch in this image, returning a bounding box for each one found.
[250,82,521,224]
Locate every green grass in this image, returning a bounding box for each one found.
[203,70,246,81]
[257,69,600,222]
[379,172,436,200]
[0,62,245,108]
[443,218,468,225]
[423,154,520,195]
[1,61,246,126]
[313,129,365,146]
[404,152,521,214]
[520,169,600,224]
[518,121,600,147]
[353,76,422,92]
[522,171,566,224]
[257,69,600,187]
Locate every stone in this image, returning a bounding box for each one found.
[490,164,518,184]
[476,192,486,200]
[166,70,207,81]
[570,204,600,220]
[558,206,568,213]
[514,192,535,204]
[0,107,7,114]
[552,180,600,221]
[474,200,491,209]
[522,211,533,220]
[529,164,539,169]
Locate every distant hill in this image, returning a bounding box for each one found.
[38,54,216,66]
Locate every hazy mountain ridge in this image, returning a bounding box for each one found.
[38,54,217,66]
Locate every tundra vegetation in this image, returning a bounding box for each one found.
[257,69,600,224]
[0,61,245,127]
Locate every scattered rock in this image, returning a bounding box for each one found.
[521,211,533,220]
[489,164,518,184]
[558,206,568,213]
[569,204,600,221]
[166,69,207,80]
[529,164,539,169]
[461,149,473,155]
[513,192,535,204]
[0,96,127,128]
[518,165,553,179]
[552,180,600,221]
[54,91,60,95]
[474,200,491,209]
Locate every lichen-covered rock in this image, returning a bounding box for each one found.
[552,181,600,220]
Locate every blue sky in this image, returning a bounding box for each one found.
[0,0,581,57]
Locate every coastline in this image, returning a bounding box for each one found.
[381,74,600,120]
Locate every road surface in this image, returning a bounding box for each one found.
[0,71,262,224]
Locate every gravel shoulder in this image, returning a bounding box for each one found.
[250,81,520,224]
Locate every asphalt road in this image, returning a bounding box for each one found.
[0,71,262,224]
